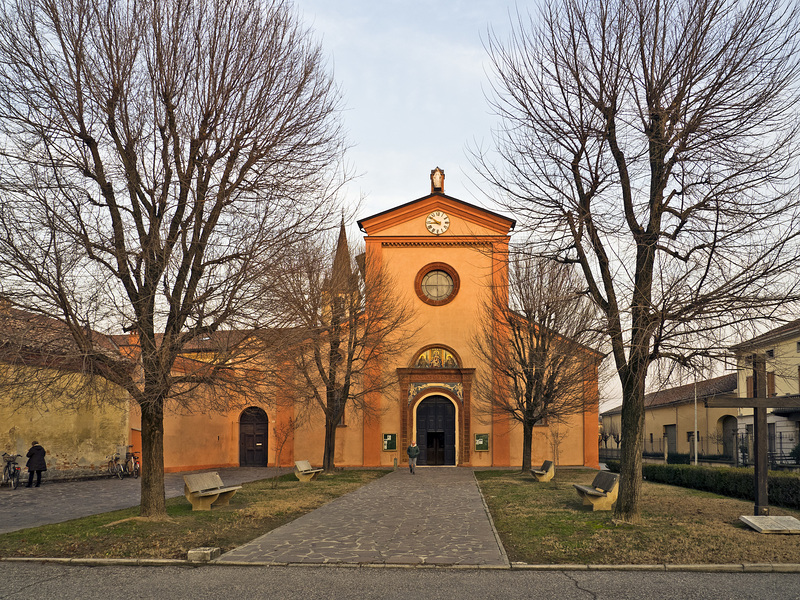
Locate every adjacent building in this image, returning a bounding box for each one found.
[731,320,800,461]
[601,374,738,459]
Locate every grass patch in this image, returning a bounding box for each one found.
[0,470,389,560]
[476,469,800,565]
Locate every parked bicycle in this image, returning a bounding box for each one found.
[106,451,124,479]
[107,446,140,479]
[123,446,140,479]
[2,453,22,490]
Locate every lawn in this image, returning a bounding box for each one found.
[476,469,800,565]
[0,470,388,560]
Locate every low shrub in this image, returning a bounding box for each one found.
[666,453,691,465]
[641,463,800,510]
[790,443,800,465]
[605,460,620,473]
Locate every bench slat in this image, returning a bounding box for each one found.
[573,484,606,497]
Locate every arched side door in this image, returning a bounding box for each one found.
[239,407,268,467]
[416,395,456,466]
[720,415,738,458]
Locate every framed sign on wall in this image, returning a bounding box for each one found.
[474,433,489,452]
[383,433,397,451]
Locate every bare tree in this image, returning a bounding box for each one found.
[477,0,800,522]
[270,224,415,472]
[269,417,295,489]
[548,424,568,467]
[472,252,602,472]
[0,0,347,517]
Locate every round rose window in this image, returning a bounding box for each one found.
[415,263,460,306]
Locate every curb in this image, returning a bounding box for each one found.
[2,557,800,572]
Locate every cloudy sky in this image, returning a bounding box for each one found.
[296,0,516,219]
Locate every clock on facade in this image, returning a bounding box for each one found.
[425,210,450,235]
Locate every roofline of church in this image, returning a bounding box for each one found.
[356,192,516,233]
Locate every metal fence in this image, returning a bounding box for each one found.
[599,431,799,467]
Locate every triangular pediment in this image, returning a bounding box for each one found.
[357,193,515,238]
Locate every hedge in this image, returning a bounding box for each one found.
[603,461,800,510]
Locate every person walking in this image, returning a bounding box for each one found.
[25,441,47,488]
[407,439,420,474]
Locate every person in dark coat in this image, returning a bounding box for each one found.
[25,441,47,488]
[407,440,420,474]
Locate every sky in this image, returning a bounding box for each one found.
[295,0,517,220]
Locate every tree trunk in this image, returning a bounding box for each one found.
[614,370,646,523]
[521,421,533,472]
[322,417,337,472]
[139,399,166,517]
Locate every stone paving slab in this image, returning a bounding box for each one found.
[216,467,509,567]
[0,467,286,534]
[739,515,800,534]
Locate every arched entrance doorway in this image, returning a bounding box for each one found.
[416,395,456,465]
[719,415,738,458]
[239,407,268,466]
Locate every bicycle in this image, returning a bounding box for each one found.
[2,453,22,490]
[123,446,140,479]
[106,452,123,479]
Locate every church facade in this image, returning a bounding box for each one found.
[247,168,600,470]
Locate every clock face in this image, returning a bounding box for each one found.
[425,210,450,235]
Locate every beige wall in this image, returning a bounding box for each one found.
[0,364,129,477]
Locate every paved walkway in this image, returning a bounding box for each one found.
[0,467,286,534]
[217,467,509,567]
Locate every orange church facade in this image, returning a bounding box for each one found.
[152,168,600,472]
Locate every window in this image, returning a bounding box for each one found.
[414,262,460,306]
[746,372,776,397]
[766,348,775,359]
[421,270,453,301]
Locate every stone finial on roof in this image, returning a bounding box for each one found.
[430,167,445,193]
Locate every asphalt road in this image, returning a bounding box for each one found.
[1,563,799,599]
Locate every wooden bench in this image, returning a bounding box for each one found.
[294,460,324,482]
[531,460,555,482]
[572,471,619,511]
[183,472,242,511]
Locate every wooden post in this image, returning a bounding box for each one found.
[752,354,769,516]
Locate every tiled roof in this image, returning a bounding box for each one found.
[0,305,129,372]
[601,373,737,416]
[730,318,800,351]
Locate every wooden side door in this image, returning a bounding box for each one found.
[239,407,268,466]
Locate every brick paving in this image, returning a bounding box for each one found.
[0,467,285,534]
[216,467,509,567]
